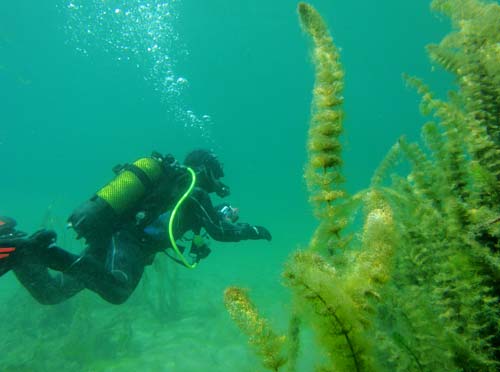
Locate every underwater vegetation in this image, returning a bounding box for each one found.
[224,1,500,371]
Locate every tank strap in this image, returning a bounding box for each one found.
[122,164,155,191]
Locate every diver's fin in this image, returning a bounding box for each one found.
[0,216,19,262]
[0,246,16,259]
[0,245,16,276]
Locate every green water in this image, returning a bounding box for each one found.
[0,1,450,370]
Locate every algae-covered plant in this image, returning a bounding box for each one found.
[224,1,500,371]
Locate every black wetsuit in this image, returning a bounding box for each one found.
[12,187,268,305]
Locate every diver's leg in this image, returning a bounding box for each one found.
[104,229,146,302]
[0,225,84,304]
[50,230,146,304]
[13,264,84,305]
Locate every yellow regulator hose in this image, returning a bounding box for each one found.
[167,166,197,269]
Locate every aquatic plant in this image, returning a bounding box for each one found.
[224,287,287,371]
[224,1,500,371]
[141,254,182,322]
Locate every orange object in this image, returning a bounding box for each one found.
[0,247,15,259]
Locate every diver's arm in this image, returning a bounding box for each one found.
[187,189,271,242]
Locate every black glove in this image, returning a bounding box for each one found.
[247,225,272,241]
[190,242,211,261]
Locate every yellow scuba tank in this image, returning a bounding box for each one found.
[96,157,163,215]
[68,153,175,241]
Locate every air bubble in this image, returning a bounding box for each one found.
[62,0,213,142]
[176,77,188,85]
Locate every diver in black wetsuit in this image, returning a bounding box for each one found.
[0,149,271,305]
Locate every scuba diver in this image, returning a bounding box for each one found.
[0,149,272,305]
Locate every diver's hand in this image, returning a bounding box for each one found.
[252,226,272,241]
[190,242,211,261]
[241,224,272,241]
